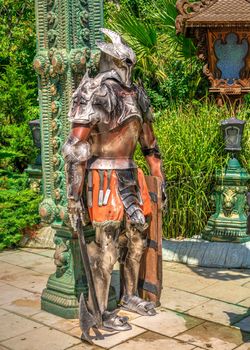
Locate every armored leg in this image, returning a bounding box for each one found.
[120,224,146,296]
[119,223,156,316]
[87,224,119,313]
[87,223,131,331]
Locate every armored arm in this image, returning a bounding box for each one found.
[139,121,167,209]
[62,125,92,229]
[139,121,165,182]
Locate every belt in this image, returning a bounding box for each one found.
[87,157,137,170]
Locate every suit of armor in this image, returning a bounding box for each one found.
[63,29,165,331]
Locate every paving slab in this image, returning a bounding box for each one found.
[69,324,145,349]
[195,281,250,303]
[29,261,55,275]
[164,261,250,285]
[111,331,195,350]
[0,310,42,341]
[187,299,249,326]
[32,311,79,331]
[0,250,52,269]
[163,270,216,292]
[0,261,29,279]
[176,321,247,350]
[235,343,250,349]
[19,248,55,258]
[160,287,209,312]
[65,344,102,350]
[1,326,81,350]
[2,292,41,316]
[0,284,38,306]
[0,269,48,294]
[239,298,250,308]
[131,309,204,337]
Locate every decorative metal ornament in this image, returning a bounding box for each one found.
[202,157,250,242]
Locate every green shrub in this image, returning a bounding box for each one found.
[0,170,41,250]
[135,101,250,238]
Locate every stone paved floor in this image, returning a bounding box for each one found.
[0,248,250,350]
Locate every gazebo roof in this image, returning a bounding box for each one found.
[176,0,250,35]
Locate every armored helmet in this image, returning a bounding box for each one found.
[97,28,136,86]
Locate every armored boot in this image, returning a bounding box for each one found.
[87,223,131,331]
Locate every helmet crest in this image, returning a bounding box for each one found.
[96,28,136,66]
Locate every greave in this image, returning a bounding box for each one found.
[87,225,119,314]
[120,225,146,297]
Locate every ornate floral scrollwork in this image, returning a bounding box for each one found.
[58,205,70,225]
[53,237,71,275]
[176,0,218,34]
[81,28,90,41]
[70,48,89,73]
[33,53,50,76]
[39,198,57,224]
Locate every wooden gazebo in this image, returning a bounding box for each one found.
[176,0,250,96]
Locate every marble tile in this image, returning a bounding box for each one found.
[187,300,249,326]
[2,326,80,350]
[131,309,203,337]
[0,310,42,341]
[161,287,209,312]
[111,331,195,350]
[176,321,246,350]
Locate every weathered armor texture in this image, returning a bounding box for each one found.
[63,28,165,331]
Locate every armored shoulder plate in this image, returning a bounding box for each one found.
[68,71,119,125]
[137,84,154,122]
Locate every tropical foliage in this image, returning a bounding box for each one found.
[105,0,206,107]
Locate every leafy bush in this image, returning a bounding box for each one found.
[0,170,41,250]
[0,0,38,172]
[135,101,250,238]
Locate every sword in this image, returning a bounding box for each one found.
[77,214,104,343]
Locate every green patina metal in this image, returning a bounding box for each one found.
[203,157,250,243]
[33,0,117,318]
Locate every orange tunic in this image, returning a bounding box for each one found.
[88,168,152,224]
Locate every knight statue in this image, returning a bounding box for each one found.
[62,28,166,339]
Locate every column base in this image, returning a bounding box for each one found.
[41,224,117,318]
